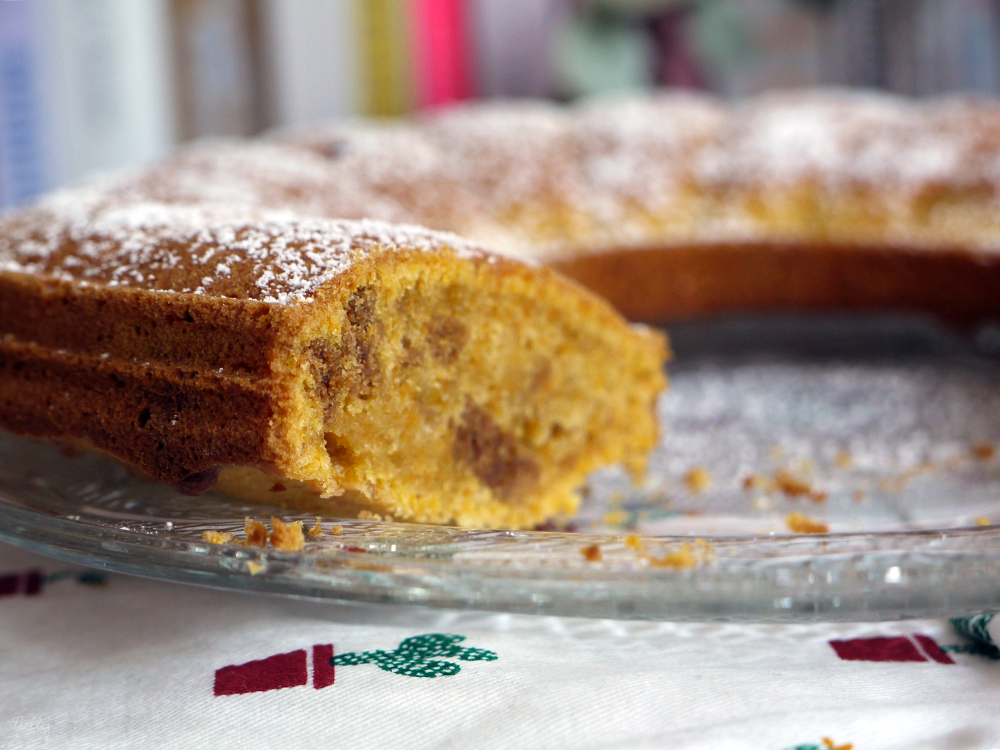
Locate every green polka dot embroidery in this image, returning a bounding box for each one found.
[333,634,498,678]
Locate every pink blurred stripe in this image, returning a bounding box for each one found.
[412,0,473,108]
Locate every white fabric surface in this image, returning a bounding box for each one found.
[2,541,1000,750]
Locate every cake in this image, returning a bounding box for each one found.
[0,200,667,529]
[99,88,1000,325]
[4,88,998,529]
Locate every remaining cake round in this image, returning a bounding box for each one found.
[0,201,666,529]
[94,88,1000,325]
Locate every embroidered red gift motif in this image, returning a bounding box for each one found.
[829,635,954,664]
[0,568,107,598]
[0,569,42,597]
[214,644,334,696]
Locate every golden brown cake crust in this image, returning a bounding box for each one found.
[0,330,277,485]
[551,243,1000,326]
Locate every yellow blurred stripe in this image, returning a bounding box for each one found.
[360,0,413,117]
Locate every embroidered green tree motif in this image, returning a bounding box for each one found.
[333,634,498,678]
[945,615,1000,660]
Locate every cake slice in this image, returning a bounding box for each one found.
[0,200,667,528]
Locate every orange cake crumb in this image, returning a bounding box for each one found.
[270,517,305,552]
[202,531,234,545]
[743,473,774,492]
[308,518,324,536]
[973,443,996,460]
[773,468,827,502]
[646,543,697,569]
[786,512,829,534]
[775,468,812,497]
[581,544,603,562]
[624,534,644,551]
[244,518,269,547]
[357,510,396,522]
[683,467,711,494]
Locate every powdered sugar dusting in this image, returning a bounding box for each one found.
[122,89,1000,256]
[0,199,490,304]
[700,89,1000,189]
[276,93,726,251]
[5,89,1000,287]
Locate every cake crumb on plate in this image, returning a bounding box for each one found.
[786,512,828,534]
[270,517,305,552]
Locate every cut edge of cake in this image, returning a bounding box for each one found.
[0,211,668,529]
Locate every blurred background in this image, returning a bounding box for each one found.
[3,0,1000,209]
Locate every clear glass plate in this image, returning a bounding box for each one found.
[3,313,1000,622]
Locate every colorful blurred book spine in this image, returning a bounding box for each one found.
[0,0,174,209]
[171,0,267,139]
[359,0,473,115]
[410,0,472,109]
[0,0,45,209]
[261,0,360,128]
[361,0,414,116]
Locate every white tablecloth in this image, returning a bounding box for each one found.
[2,541,999,750]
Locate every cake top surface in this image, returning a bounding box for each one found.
[700,89,1000,188]
[26,92,729,257]
[0,197,490,305]
[274,88,1000,198]
[101,90,1000,251]
[5,88,1000,278]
